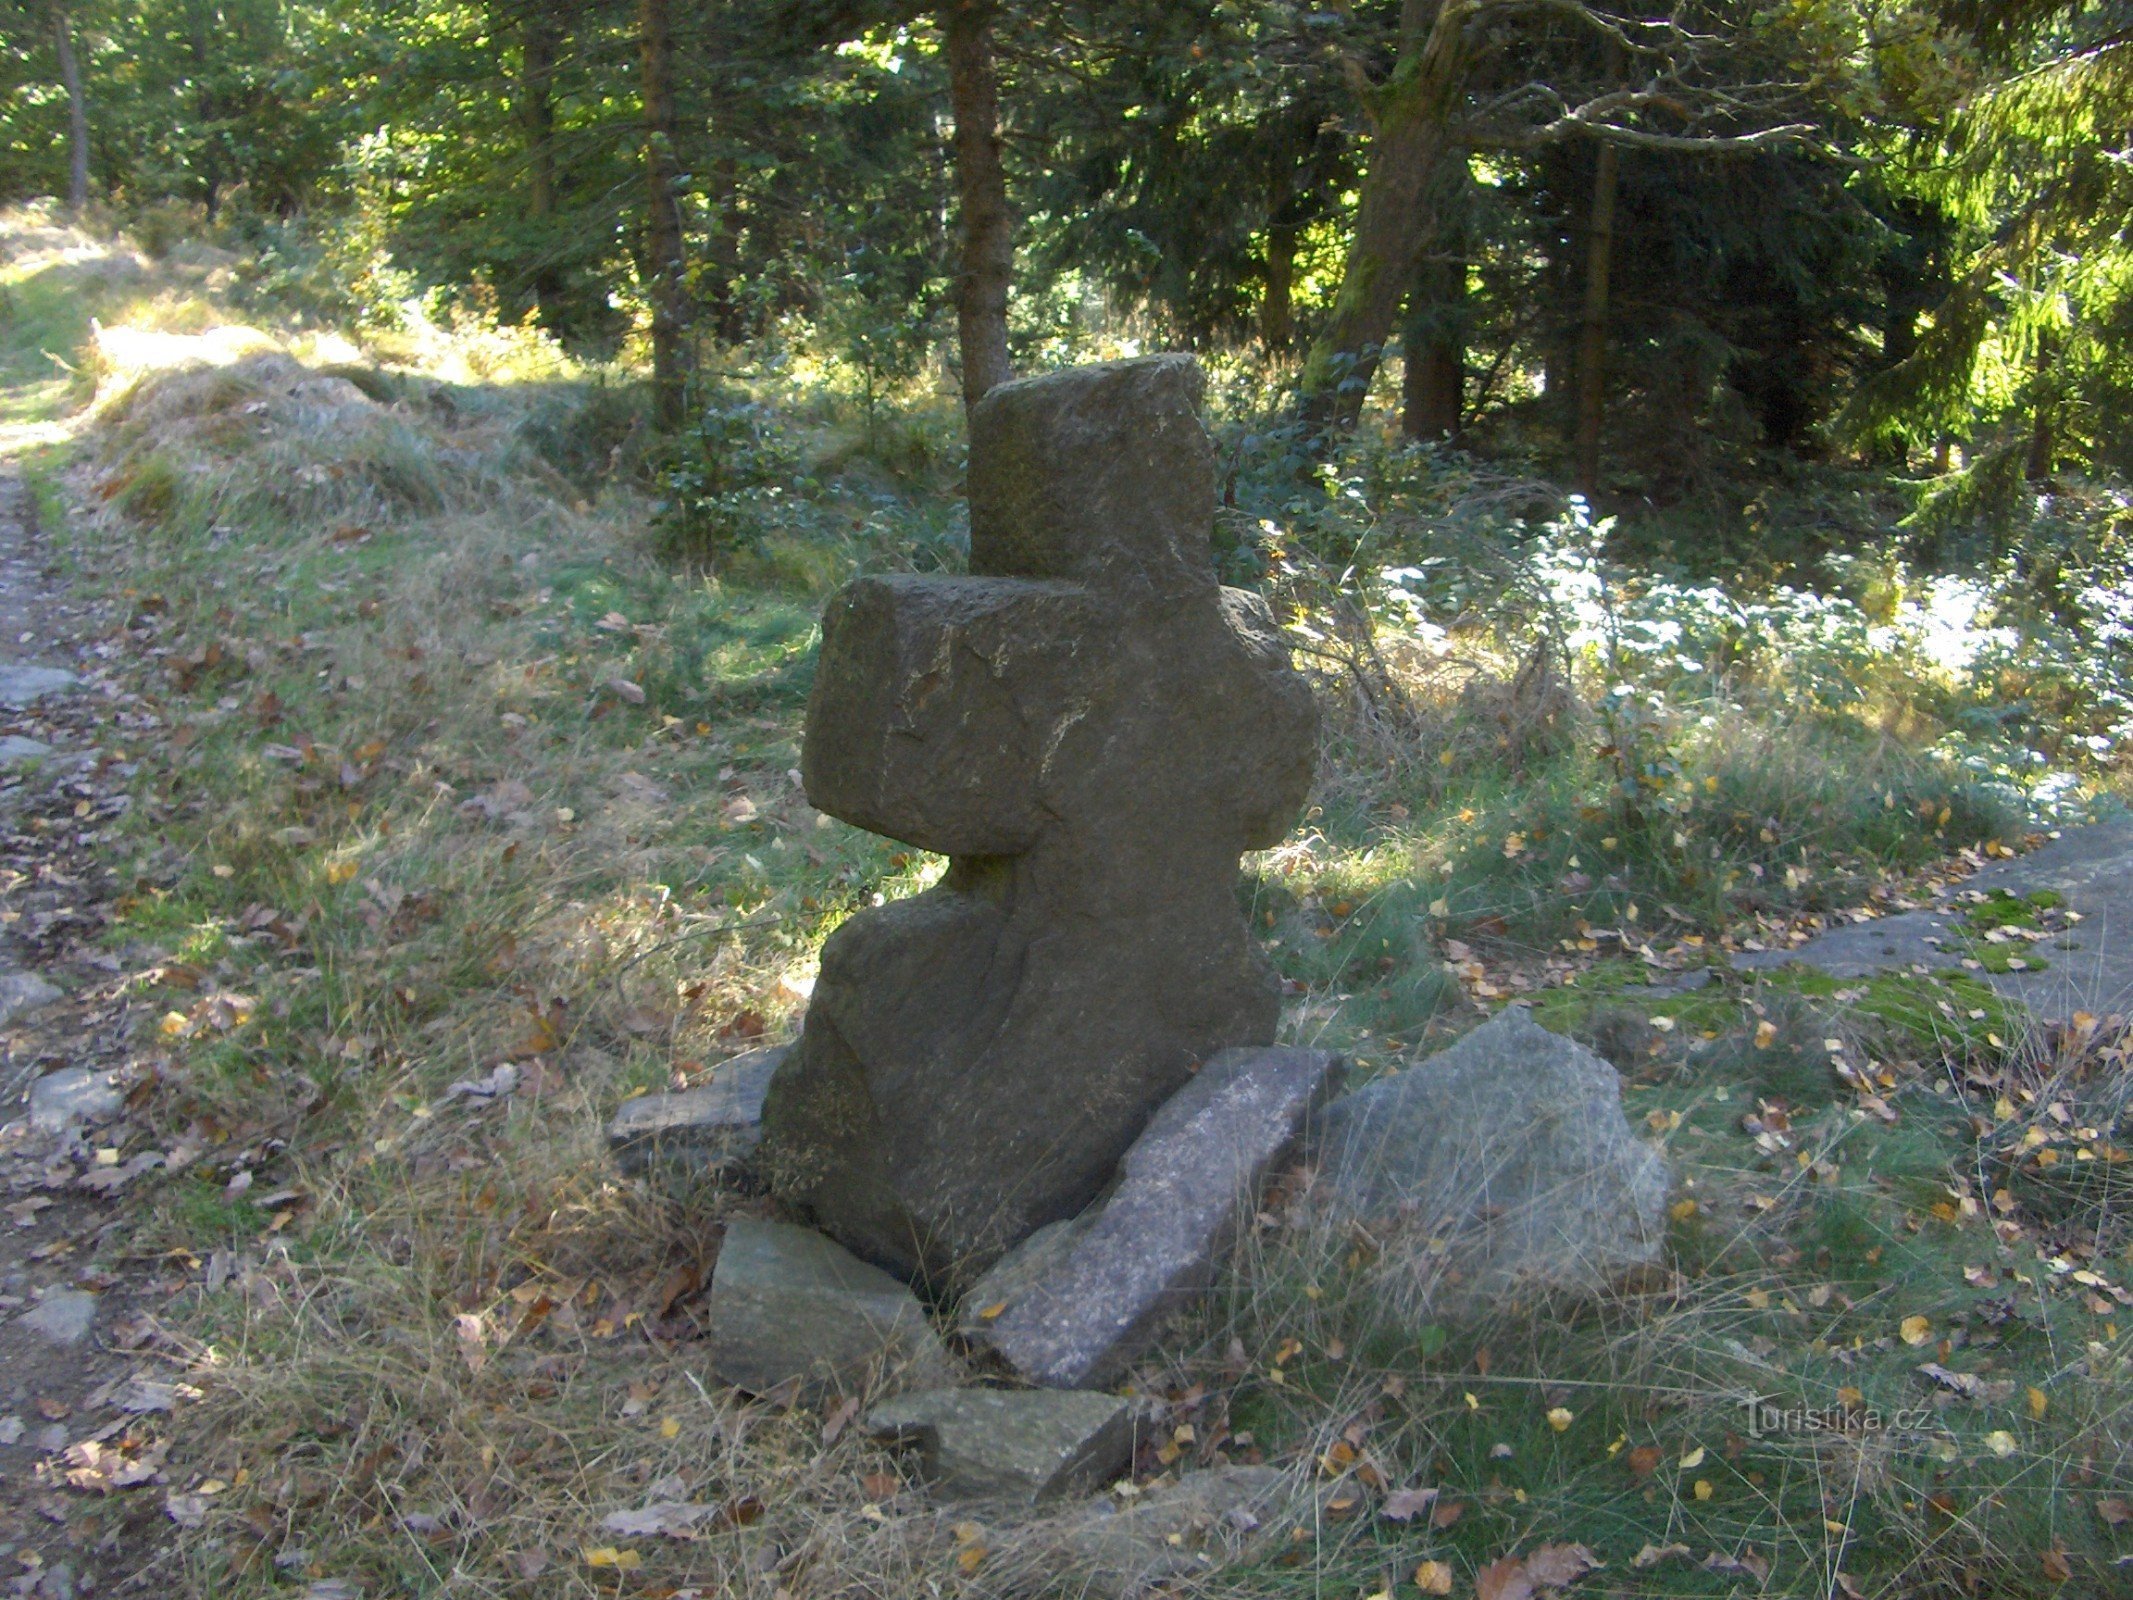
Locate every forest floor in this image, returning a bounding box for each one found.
[0,207,2129,1599]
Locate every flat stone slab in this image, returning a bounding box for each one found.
[0,664,78,706]
[607,1045,785,1183]
[864,1386,1134,1505]
[27,1066,123,1134]
[1730,820,2133,1024]
[1314,1007,1670,1305]
[963,1045,1342,1389]
[707,1218,952,1400]
[20,1290,97,1346]
[1016,1465,1300,1598]
[0,735,52,767]
[0,971,64,1029]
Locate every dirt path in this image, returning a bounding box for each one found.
[0,472,184,1596]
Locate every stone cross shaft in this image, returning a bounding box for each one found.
[756,355,1317,1288]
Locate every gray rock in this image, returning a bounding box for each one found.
[0,665,77,707]
[707,1218,952,1400]
[1018,1466,1299,1599]
[0,735,52,767]
[26,1066,121,1134]
[965,1045,1343,1389]
[1730,819,2133,1025]
[1314,1007,1670,1304]
[607,1045,785,1184]
[19,1290,97,1346]
[864,1386,1135,1505]
[0,972,62,1029]
[757,356,1319,1289]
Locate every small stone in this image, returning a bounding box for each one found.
[0,665,77,707]
[0,735,52,767]
[707,1219,952,1400]
[864,1387,1135,1505]
[1022,1466,1297,1599]
[0,972,63,1029]
[607,1045,785,1184]
[35,1423,68,1453]
[966,1045,1343,1389]
[1313,1007,1670,1305]
[26,1066,121,1135]
[19,1290,97,1346]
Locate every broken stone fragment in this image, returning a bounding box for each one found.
[0,735,53,767]
[964,1045,1343,1389]
[863,1386,1135,1505]
[0,972,63,1030]
[1012,1465,1302,1599]
[1313,1006,1670,1307]
[20,1289,97,1346]
[0,664,77,707]
[707,1218,953,1400]
[606,1045,785,1185]
[26,1064,121,1134]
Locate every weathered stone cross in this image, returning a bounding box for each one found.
[756,355,1317,1289]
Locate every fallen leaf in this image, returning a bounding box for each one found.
[453,1313,487,1375]
[1631,1543,1692,1568]
[821,1395,860,1447]
[1900,1314,1933,1346]
[2028,1385,2049,1419]
[1476,1556,1535,1600]
[2041,1549,2072,1583]
[1381,1485,1439,1522]
[862,1472,899,1500]
[1414,1560,1455,1595]
[1678,1446,1706,1470]
[1547,1407,1574,1432]
[1984,1430,2018,1458]
[582,1546,642,1570]
[1627,1445,1662,1478]
[1523,1544,1603,1587]
[1430,1498,1467,1530]
[2099,1497,2133,1526]
[1702,1550,1771,1581]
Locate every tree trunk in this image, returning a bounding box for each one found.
[637,0,690,431]
[945,1,1012,407]
[1298,0,1469,443]
[1573,135,1618,497]
[1401,157,1470,443]
[704,154,745,343]
[519,11,563,323]
[49,5,88,213]
[1261,155,1299,356]
[2026,332,2056,481]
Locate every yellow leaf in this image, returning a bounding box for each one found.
[978,1301,1007,1321]
[1670,1198,1698,1221]
[325,859,358,885]
[1429,899,1450,917]
[1679,1446,1706,1469]
[1745,1288,1770,1309]
[1754,1020,1778,1049]
[1984,1430,2018,1458]
[159,1011,191,1037]
[583,1546,641,1570]
[1547,1407,1574,1432]
[956,1545,988,1573]
[1414,1560,1455,1595]
[659,1416,680,1439]
[1693,1479,1713,1500]
[2027,1386,2048,1420]
[1900,1315,1932,1346]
